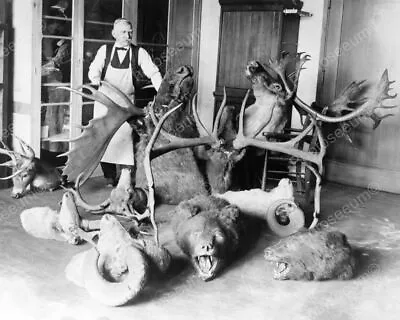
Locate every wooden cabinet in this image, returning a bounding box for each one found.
[214,0,302,109]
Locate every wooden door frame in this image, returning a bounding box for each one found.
[167,0,202,89]
[316,0,344,106]
[0,0,11,188]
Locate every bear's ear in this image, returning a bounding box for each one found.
[218,205,240,224]
[326,231,349,248]
[171,201,201,231]
[178,201,201,218]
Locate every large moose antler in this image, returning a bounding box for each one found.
[57,81,146,185]
[261,53,397,128]
[241,53,397,226]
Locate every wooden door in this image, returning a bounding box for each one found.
[318,0,400,193]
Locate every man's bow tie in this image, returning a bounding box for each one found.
[116,47,128,51]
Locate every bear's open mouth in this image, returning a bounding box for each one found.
[193,255,219,280]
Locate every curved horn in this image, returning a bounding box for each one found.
[191,93,212,137]
[82,247,149,306]
[213,87,227,138]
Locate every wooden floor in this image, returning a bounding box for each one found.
[1,177,400,320]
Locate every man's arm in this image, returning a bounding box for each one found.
[138,48,162,91]
[88,45,107,85]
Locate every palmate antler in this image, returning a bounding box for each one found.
[57,81,146,185]
[263,53,397,129]
[294,70,397,129]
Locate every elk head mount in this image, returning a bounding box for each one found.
[0,136,63,198]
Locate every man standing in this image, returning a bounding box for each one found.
[88,18,162,186]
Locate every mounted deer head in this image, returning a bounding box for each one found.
[0,136,62,198]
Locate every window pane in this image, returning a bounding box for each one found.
[41,84,70,104]
[84,21,113,40]
[42,38,71,83]
[85,0,122,23]
[43,0,72,18]
[137,0,169,44]
[84,0,122,39]
[82,104,94,126]
[42,17,72,37]
[41,105,70,152]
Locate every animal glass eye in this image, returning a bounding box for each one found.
[272,83,282,91]
[214,231,225,243]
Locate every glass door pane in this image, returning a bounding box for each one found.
[41,0,72,153]
[137,0,169,107]
[82,0,123,126]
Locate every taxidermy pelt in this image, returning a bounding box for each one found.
[215,178,305,236]
[20,192,83,244]
[215,178,294,217]
[264,230,356,281]
[172,195,243,281]
[20,206,66,242]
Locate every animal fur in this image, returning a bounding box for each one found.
[264,230,356,280]
[172,195,243,281]
[20,206,66,242]
[20,192,83,244]
[215,178,295,217]
[134,66,244,203]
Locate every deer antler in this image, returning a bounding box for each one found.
[142,92,229,244]
[294,69,397,128]
[291,52,311,94]
[14,135,35,160]
[233,90,326,174]
[0,137,35,180]
[148,88,228,158]
[57,81,146,185]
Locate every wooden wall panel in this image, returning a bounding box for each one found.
[320,0,400,192]
[167,0,201,87]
